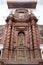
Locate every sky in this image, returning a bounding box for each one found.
[7,0,37,2]
[0,0,43,25]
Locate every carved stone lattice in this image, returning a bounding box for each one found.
[13,45,30,62]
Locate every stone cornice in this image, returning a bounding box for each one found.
[6,10,38,23]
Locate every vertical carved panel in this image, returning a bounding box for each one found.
[17,49,25,61]
[28,22,34,60]
[35,24,41,58]
[31,20,37,48]
[35,25,41,48]
[31,20,37,59]
[9,23,14,60]
[26,49,30,61]
[31,20,41,59]
[28,22,33,49]
[3,20,12,59]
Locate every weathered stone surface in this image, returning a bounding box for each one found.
[0,8,42,65]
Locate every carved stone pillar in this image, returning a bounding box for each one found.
[35,24,41,48]
[3,19,12,59]
[9,22,14,60]
[31,20,37,59]
[31,20,37,48]
[35,24,41,58]
[31,20,41,59]
[28,22,34,61]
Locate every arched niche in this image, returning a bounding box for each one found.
[18,31,25,45]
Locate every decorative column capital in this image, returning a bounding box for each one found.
[31,20,36,25]
[31,13,38,22]
[6,14,15,24]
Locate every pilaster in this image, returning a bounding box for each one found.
[9,22,14,60]
[28,22,34,60]
[35,24,41,58]
[3,19,12,59]
[31,19,41,59]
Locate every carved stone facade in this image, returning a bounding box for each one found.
[0,8,43,65]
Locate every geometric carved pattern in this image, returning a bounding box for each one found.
[14,45,30,62]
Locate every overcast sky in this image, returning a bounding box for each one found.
[0,0,43,25]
